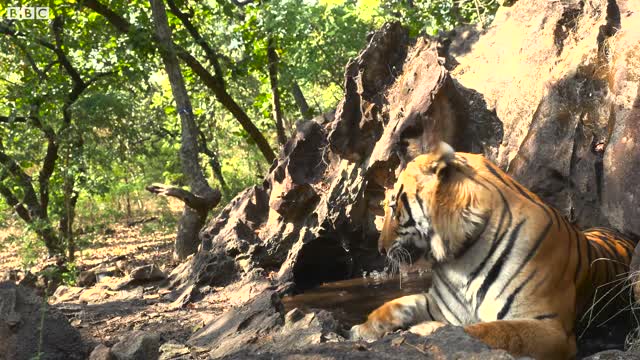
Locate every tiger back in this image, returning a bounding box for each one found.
[350,142,637,360]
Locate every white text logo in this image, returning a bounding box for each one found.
[6,7,50,20]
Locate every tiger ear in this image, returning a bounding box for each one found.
[429,142,455,177]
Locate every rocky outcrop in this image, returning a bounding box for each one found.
[0,282,88,360]
[171,21,488,292]
[188,288,526,359]
[171,0,640,358]
[219,326,525,360]
[188,290,345,358]
[172,0,640,294]
[452,0,640,235]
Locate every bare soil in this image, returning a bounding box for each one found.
[0,221,234,358]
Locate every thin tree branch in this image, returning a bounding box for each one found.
[166,0,225,86]
[81,0,276,164]
[0,21,86,89]
[0,140,41,210]
[146,183,219,211]
[0,183,31,222]
[267,37,287,146]
[0,116,29,123]
[198,129,227,188]
[229,0,256,7]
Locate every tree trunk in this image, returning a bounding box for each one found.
[59,183,78,262]
[198,130,227,190]
[149,0,221,260]
[267,37,287,146]
[0,144,64,257]
[291,81,312,120]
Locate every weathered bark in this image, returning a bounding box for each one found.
[146,183,221,257]
[83,0,276,164]
[291,81,312,120]
[59,183,79,262]
[59,137,82,262]
[146,184,218,211]
[0,141,64,256]
[149,0,222,259]
[267,37,287,146]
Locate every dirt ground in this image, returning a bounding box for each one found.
[0,221,235,358]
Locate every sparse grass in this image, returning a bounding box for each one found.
[624,269,640,352]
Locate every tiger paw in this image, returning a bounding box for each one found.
[350,323,384,342]
[408,321,446,337]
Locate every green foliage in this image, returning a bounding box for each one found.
[374,0,499,37]
[0,0,498,268]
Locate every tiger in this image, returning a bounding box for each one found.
[350,142,636,360]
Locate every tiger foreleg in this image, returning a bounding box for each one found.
[350,293,439,341]
[464,319,576,360]
[408,321,446,336]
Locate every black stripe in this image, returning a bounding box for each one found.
[484,161,553,220]
[534,313,558,320]
[468,192,512,283]
[591,240,615,272]
[597,237,618,259]
[586,233,594,267]
[484,162,538,205]
[574,229,583,283]
[496,221,551,298]
[397,228,414,236]
[456,167,491,191]
[431,285,462,324]
[599,243,614,283]
[435,269,466,308]
[558,219,575,281]
[597,237,622,274]
[551,209,562,230]
[394,184,404,205]
[618,240,632,261]
[589,239,605,259]
[530,272,550,295]
[511,180,538,204]
[497,270,537,320]
[399,193,416,227]
[476,220,526,312]
[415,195,426,218]
[426,297,436,321]
[588,240,607,284]
[484,162,514,191]
[453,220,486,259]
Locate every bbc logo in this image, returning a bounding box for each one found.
[6,7,50,20]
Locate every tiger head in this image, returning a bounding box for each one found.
[379,142,488,264]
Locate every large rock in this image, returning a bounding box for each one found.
[172,0,640,357]
[111,331,160,360]
[89,344,116,360]
[174,21,474,292]
[189,290,529,359]
[219,326,525,360]
[183,0,640,292]
[452,0,640,233]
[0,281,88,360]
[188,290,344,359]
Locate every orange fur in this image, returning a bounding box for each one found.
[352,143,636,359]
